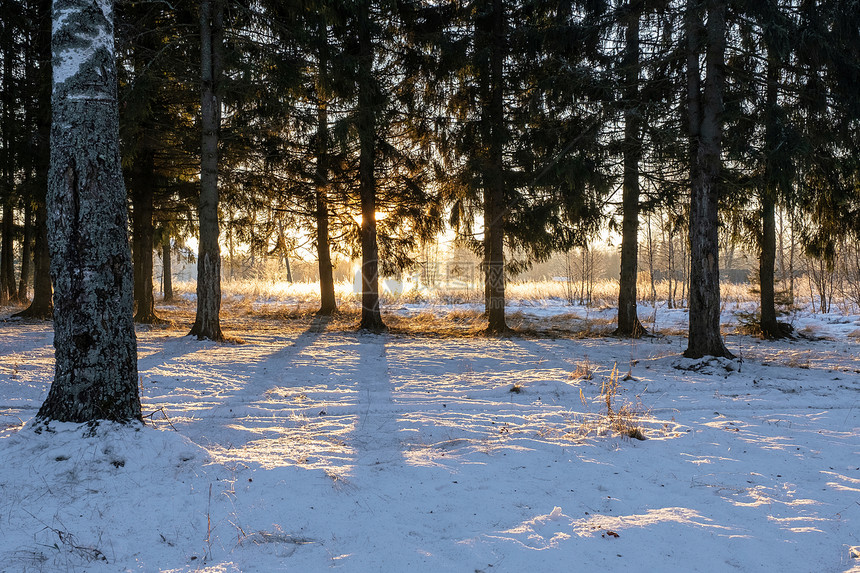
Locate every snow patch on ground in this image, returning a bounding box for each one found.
[1,301,859,572]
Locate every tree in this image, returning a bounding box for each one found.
[790,0,860,306]
[0,0,24,305]
[328,0,442,331]
[189,0,225,340]
[120,1,164,325]
[13,0,53,319]
[313,16,337,316]
[615,0,647,337]
[726,0,797,338]
[438,0,609,334]
[37,0,140,423]
[684,0,733,358]
[355,0,385,331]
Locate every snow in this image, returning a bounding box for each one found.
[1,300,859,572]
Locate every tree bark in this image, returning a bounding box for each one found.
[0,18,17,306]
[189,0,224,341]
[130,150,160,323]
[616,0,646,338]
[161,232,173,302]
[684,0,733,359]
[484,0,508,334]
[0,202,16,304]
[759,54,782,338]
[315,184,336,314]
[284,248,293,283]
[37,0,141,423]
[315,20,336,316]
[357,0,385,332]
[17,196,31,301]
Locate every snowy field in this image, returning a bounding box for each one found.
[1,298,859,572]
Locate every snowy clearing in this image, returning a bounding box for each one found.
[0,300,859,572]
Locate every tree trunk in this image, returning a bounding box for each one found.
[37,0,141,423]
[484,0,508,334]
[684,0,733,359]
[759,54,782,338]
[189,0,224,341]
[616,0,645,337]
[0,20,17,306]
[161,233,173,302]
[284,250,293,283]
[315,186,336,314]
[759,189,778,334]
[357,0,385,332]
[17,196,31,301]
[315,21,336,316]
[13,0,52,319]
[130,150,160,323]
[0,203,15,304]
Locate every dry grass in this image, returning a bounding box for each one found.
[572,364,647,441]
[166,277,779,310]
[172,279,356,306]
[152,276,819,342]
[384,310,486,337]
[569,357,594,381]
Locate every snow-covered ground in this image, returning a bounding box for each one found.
[0,299,858,572]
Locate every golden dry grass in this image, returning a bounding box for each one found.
[155,276,800,341]
[169,277,773,309]
[571,364,647,441]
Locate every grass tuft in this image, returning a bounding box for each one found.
[572,363,647,441]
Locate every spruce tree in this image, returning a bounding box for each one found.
[189,0,225,341]
[14,0,52,319]
[684,0,733,359]
[615,0,647,337]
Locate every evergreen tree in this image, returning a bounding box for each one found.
[684,0,733,358]
[190,0,225,340]
[117,0,198,324]
[438,0,610,334]
[14,0,52,319]
[354,0,385,331]
[792,0,860,280]
[0,0,24,305]
[615,0,647,337]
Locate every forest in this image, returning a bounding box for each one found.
[0,0,859,571]
[0,0,854,341]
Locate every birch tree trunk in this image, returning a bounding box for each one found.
[189,0,224,340]
[37,0,141,423]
